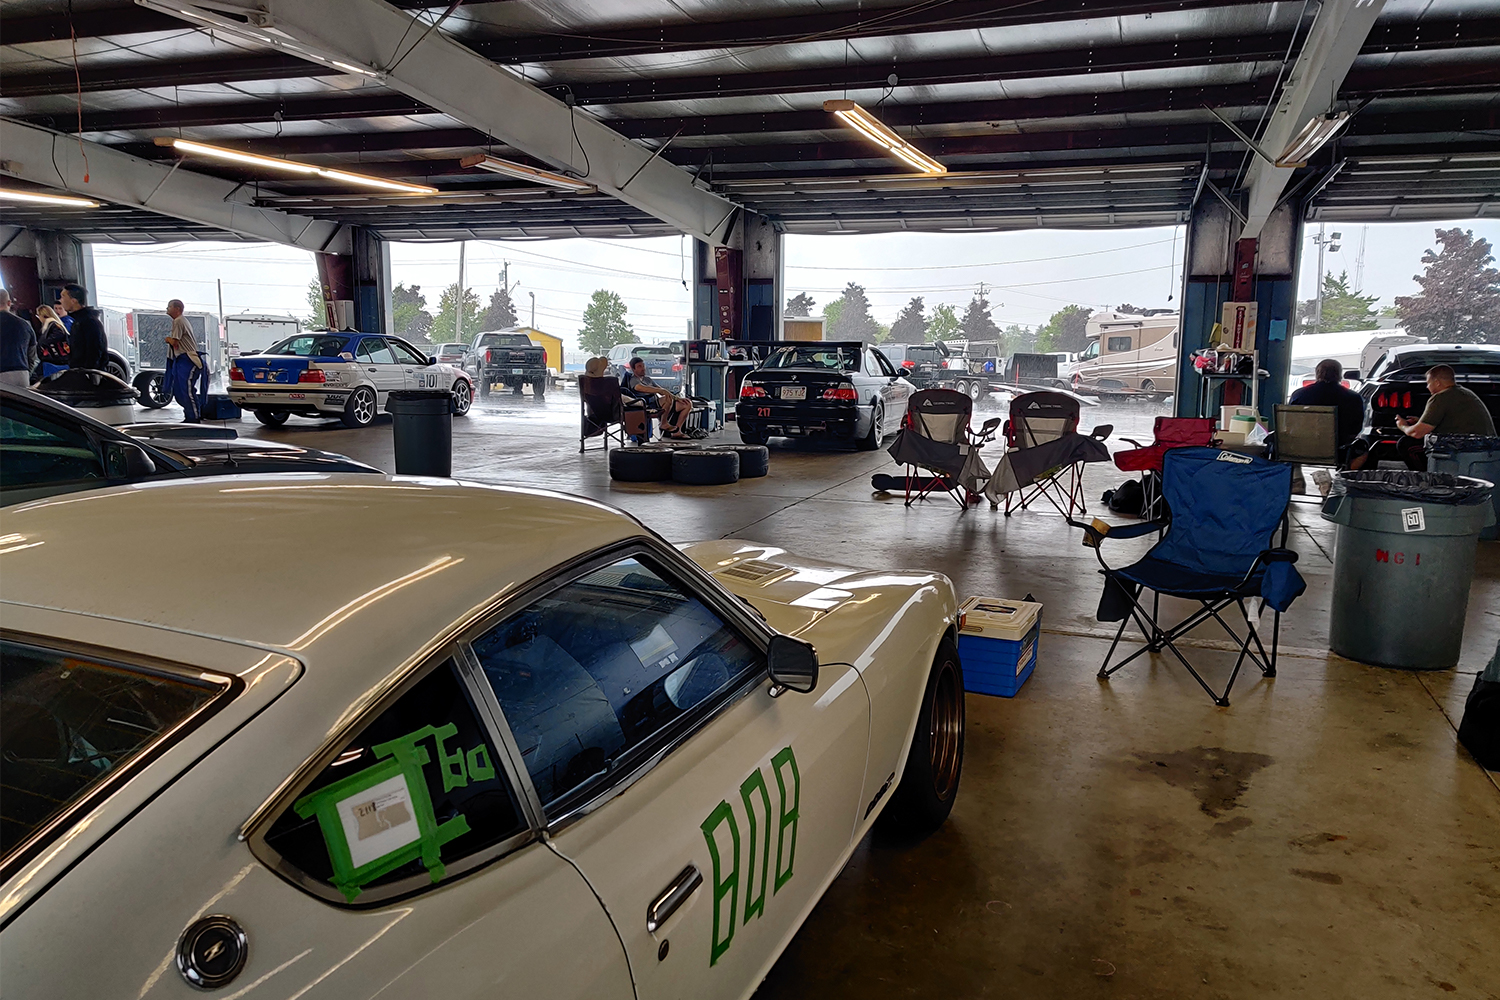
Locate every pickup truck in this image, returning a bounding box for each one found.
[467,331,549,398]
[1359,343,1500,463]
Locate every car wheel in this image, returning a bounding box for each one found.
[254,409,289,427]
[672,449,740,485]
[133,370,170,409]
[342,386,376,428]
[723,444,769,478]
[104,354,129,382]
[609,446,674,482]
[1140,379,1156,399]
[856,403,883,450]
[478,380,491,399]
[451,380,473,416]
[533,380,546,400]
[878,636,964,836]
[739,426,769,446]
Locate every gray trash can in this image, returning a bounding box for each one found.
[385,389,452,477]
[1321,471,1495,670]
[1428,434,1500,540]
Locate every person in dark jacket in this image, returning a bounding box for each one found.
[1288,358,1367,467]
[59,283,108,371]
[0,289,38,388]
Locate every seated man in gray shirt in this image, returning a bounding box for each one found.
[1393,363,1496,470]
[621,356,693,439]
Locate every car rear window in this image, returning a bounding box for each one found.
[1,640,231,869]
[764,346,860,371]
[266,335,351,357]
[1381,351,1500,377]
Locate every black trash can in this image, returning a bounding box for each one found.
[385,389,452,477]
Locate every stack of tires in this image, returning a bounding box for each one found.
[609,443,769,486]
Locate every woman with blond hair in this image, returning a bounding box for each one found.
[35,304,70,377]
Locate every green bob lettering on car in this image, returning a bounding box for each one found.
[700,745,801,966]
[700,800,740,967]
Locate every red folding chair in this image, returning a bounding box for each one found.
[1113,417,1218,519]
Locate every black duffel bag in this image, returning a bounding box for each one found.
[1458,639,1500,772]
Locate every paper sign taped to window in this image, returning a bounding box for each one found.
[336,773,420,870]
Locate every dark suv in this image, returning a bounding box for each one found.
[1359,343,1500,462]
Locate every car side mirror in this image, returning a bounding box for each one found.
[1344,369,1360,380]
[103,440,156,479]
[427,356,438,365]
[767,634,818,696]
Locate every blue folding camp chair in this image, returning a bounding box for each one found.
[1069,447,1307,706]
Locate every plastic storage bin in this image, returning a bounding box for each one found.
[957,596,1042,697]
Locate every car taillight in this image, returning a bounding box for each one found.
[740,383,767,399]
[823,385,859,400]
[229,367,244,382]
[903,360,916,368]
[298,369,326,383]
[672,362,683,371]
[485,350,494,364]
[1403,391,1412,409]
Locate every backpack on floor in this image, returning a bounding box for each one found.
[1458,640,1500,771]
[1101,478,1145,516]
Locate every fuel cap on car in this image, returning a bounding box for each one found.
[177,915,248,990]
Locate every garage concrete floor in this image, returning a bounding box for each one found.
[151,390,1500,998]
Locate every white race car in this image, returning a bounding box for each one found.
[228,332,474,428]
[0,476,963,999]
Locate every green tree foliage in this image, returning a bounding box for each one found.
[1297,271,1378,333]
[785,292,816,317]
[960,292,1001,343]
[874,322,892,345]
[822,298,843,333]
[1394,228,1500,344]
[826,282,879,342]
[1035,304,1092,353]
[888,296,928,344]
[578,289,637,355]
[1003,323,1036,354]
[392,283,434,341]
[927,302,961,341]
[432,284,483,343]
[304,278,327,330]
[479,284,519,332]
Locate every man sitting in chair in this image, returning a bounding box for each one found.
[622,356,693,440]
[1288,358,1367,470]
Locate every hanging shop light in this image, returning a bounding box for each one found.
[0,188,101,208]
[459,154,597,192]
[1275,112,1352,168]
[822,99,946,175]
[135,1,385,80]
[154,138,438,195]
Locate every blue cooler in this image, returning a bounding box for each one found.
[957,596,1041,697]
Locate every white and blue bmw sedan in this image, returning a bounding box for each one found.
[228,332,474,428]
[0,476,963,999]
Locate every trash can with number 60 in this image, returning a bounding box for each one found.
[1321,471,1495,670]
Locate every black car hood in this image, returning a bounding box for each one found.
[145,437,379,475]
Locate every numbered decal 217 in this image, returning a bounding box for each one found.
[699,746,800,966]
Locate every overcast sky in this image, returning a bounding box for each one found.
[83,218,1500,351]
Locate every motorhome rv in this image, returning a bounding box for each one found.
[1069,310,1179,396]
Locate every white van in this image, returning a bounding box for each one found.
[1069,310,1179,396]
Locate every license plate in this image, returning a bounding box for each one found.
[780,386,806,400]
[289,392,305,399]
[512,368,524,374]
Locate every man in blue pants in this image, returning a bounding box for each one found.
[164,298,203,422]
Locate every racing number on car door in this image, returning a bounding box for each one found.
[470,553,870,999]
[389,338,444,391]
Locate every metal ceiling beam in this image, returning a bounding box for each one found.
[0,120,350,252]
[0,54,336,98]
[145,1,739,244]
[0,7,182,44]
[468,0,1269,64]
[31,93,430,134]
[1239,0,1387,237]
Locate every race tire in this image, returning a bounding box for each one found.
[533,380,546,400]
[739,426,769,446]
[857,403,883,450]
[253,409,289,427]
[878,636,964,837]
[672,448,740,485]
[609,446,674,482]
[722,444,769,477]
[104,354,129,382]
[342,386,377,428]
[451,379,473,416]
[133,370,170,408]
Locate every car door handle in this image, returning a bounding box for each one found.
[646,864,703,933]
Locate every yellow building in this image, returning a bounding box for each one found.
[506,326,564,376]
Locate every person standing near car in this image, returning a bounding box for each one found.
[59,284,107,371]
[164,298,203,422]
[0,289,38,388]
[34,305,70,376]
[1390,363,1496,470]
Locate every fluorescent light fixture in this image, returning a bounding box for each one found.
[459,154,597,192]
[0,188,100,208]
[155,138,437,195]
[1276,112,1352,168]
[135,1,385,79]
[822,99,946,175]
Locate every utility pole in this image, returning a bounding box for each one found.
[529,291,536,328]
[1354,226,1367,292]
[455,241,467,341]
[1309,224,1342,333]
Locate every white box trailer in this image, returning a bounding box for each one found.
[225,313,300,359]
